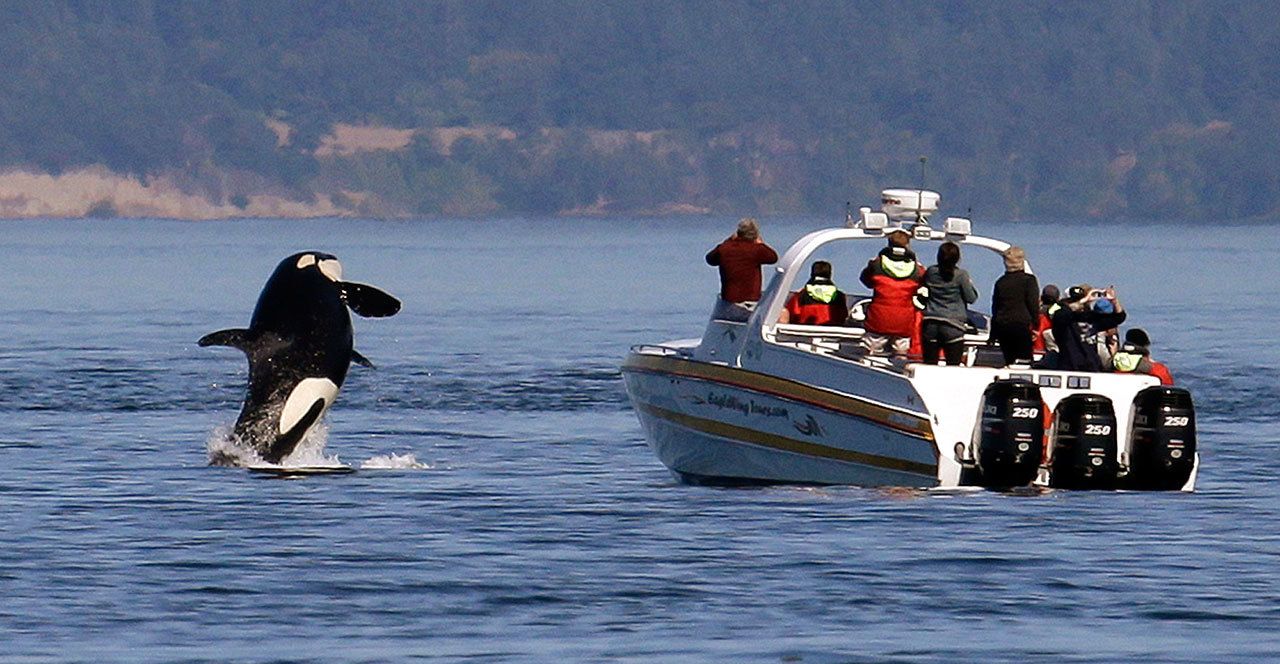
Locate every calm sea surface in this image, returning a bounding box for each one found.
[1,216,1277,663]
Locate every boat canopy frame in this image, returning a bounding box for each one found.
[747,224,1029,348]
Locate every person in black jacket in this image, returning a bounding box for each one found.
[990,246,1039,365]
[1051,285,1127,372]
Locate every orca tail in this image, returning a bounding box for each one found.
[338,282,402,318]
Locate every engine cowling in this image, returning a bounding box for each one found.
[1050,394,1119,489]
[974,379,1044,489]
[1126,386,1196,490]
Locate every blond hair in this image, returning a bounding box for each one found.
[1002,246,1026,271]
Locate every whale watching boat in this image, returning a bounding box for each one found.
[621,189,1198,491]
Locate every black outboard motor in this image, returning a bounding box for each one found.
[975,379,1044,488]
[1050,394,1119,489]
[1126,386,1197,490]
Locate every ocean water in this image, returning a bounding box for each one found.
[1,215,1277,663]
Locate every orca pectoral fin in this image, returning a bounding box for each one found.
[266,398,326,463]
[199,328,253,351]
[338,282,402,318]
[351,349,376,369]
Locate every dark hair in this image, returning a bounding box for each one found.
[936,242,960,281]
[810,260,832,280]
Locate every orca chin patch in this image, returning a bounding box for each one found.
[279,377,340,435]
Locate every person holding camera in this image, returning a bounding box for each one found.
[706,218,779,321]
[1050,284,1127,372]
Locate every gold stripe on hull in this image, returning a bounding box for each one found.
[623,353,934,442]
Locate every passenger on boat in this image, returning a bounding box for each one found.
[990,246,1040,365]
[859,238,925,357]
[1050,284,1127,372]
[706,218,778,321]
[1111,327,1174,385]
[918,241,978,366]
[1033,284,1060,354]
[779,261,849,326]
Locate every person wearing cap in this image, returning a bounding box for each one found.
[859,230,925,357]
[1033,284,1060,354]
[706,218,778,321]
[990,246,1040,365]
[1111,328,1174,385]
[779,261,849,326]
[918,241,979,365]
[1051,284,1127,372]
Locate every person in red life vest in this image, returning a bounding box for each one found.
[859,229,925,357]
[1111,327,1174,385]
[990,246,1040,365]
[779,260,849,326]
[705,217,779,321]
[1033,284,1060,354]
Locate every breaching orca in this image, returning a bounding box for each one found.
[200,252,401,464]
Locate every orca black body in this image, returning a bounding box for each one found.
[200,252,400,464]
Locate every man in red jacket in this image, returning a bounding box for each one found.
[859,230,925,357]
[706,218,779,321]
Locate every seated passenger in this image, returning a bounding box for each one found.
[1050,284,1127,372]
[918,241,978,366]
[1111,327,1174,385]
[780,261,849,325]
[859,231,925,357]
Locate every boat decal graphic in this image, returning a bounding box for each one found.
[623,354,934,442]
[792,414,825,437]
[635,402,936,477]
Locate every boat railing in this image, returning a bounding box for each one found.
[629,343,694,358]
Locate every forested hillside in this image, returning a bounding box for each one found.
[0,1,1276,219]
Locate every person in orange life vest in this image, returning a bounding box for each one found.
[859,229,925,357]
[1111,327,1174,385]
[1033,284,1060,354]
[705,217,779,321]
[780,260,849,326]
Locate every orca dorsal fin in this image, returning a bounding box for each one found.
[198,328,254,351]
[338,282,402,318]
[351,349,376,369]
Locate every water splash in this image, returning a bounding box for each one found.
[205,423,262,467]
[360,452,430,470]
[205,421,344,468]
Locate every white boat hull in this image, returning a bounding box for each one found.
[622,353,939,486]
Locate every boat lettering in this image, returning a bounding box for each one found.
[703,391,790,418]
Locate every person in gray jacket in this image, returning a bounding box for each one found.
[918,241,979,365]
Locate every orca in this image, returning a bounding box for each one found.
[200,252,400,464]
